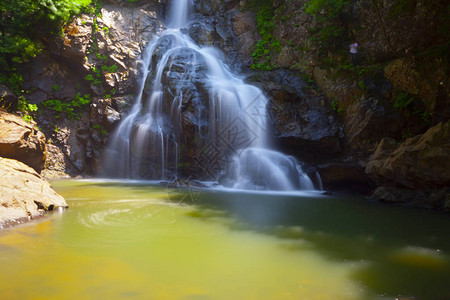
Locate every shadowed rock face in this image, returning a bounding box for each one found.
[0,110,46,173]
[0,157,68,229]
[366,121,450,189]
[365,122,450,209]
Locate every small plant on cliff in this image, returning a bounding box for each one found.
[250,6,281,71]
[17,95,38,123]
[393,92,415,110]
[41,93,91,120]
[393,90,432,126]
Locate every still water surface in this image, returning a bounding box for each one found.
[0,180,449,300]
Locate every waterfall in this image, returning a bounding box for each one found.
[102,0,317,191]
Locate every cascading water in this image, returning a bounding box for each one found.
[103,0,317,191]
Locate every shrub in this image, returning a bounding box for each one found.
[0,0,92,92]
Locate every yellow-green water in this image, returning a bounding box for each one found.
[0,180,449,300]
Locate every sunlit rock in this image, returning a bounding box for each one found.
[0,157,67,228]
[0,110,46,173]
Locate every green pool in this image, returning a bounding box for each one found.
[0,180,449,299]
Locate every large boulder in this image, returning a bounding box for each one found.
[0,157,67,229]
[366,121,450,189]
[0,110,46,173]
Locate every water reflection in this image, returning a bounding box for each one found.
[172,187,450,300]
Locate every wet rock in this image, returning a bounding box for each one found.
[152,47,210,177]
[366,121,450,189]
[111,94,135,116]
[194,0,220,15]
[0,85,18,112]
[368,186,448,209]
[368,186,420,204]
[188,21,218,46]
[248,70,343,163]
[229,9,258,67]
[0,111,46,173]
[0,157,67,229]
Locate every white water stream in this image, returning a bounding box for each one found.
[103,0,316,190]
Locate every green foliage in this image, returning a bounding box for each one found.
[251,6,281,71]
[357,80,366,90]
[0,0,92,92]
[96,53,108,63]
[92,124,106,135]
[17,96,38,113]
[101,64,118,73]
[393,90,431,126]
[331,97,339,111]
[17,96,38,122]
[331,97,346,114]
[420,110,431,124]
[41,93,91,120]
[393,92,415,110]
[84,73,102,86]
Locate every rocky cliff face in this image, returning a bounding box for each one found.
[19,0,164,178]
[189,0,448,206]
[14,0,449,209]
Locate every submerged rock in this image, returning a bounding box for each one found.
[367,186,449,209]
[0,157,67,229]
